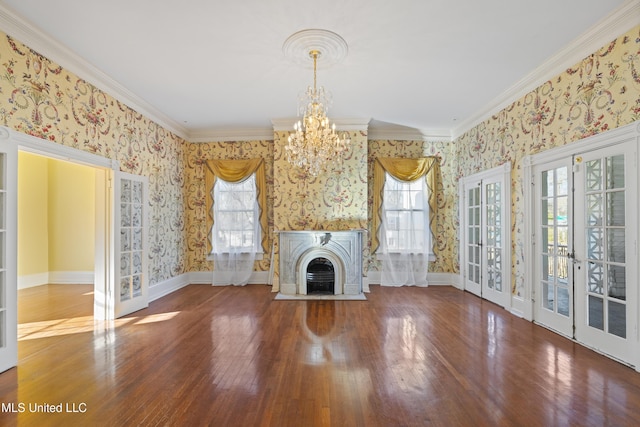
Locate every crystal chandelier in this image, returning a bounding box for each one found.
[284,49,350,176]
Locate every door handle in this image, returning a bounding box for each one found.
[567,250,582,269]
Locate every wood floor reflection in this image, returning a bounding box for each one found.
[2,284,640,426]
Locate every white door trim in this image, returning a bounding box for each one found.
[2,126,118,323]
[0,129,17,373]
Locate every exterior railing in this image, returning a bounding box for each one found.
[549,245,568,279]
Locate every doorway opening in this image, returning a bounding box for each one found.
[17,151,107,343]
[15,137,114,322]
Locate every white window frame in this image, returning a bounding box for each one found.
[208,173,263,260]
[377,172,435,261]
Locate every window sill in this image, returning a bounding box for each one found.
[377,252,435,262]
[207,252,264,261]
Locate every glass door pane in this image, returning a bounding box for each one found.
[115,172,149,318]
[574,143,635,365]
[534,159,574,338]
[484,182,501,292]
[481,176,509,308]
[542,167,570,316]
[465,184,481,296]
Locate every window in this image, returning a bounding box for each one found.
[371,157,439,286]
[211,174,261,254]
[380,172,432,255]
[204,158,267,261]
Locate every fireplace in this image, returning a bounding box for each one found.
[306,258,335,294]
[279,230,364,296]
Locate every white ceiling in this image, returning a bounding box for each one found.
[0,0,636,141]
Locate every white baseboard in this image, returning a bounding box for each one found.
[428,272,461,287]
[188,271,211,285]
[365,271,380,286]
[365,271,459,287]
[20,271,95,287]
[48,271,94,285]
[18,273,49,289]
[188,270,271,285]
[149,273,190,303]
[148,271,271,303]
[362,276,371,293]
[149,270,459,303]
[510,296,527,319]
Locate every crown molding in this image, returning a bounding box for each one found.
[190,118,371,142]
[190,119,453,142]
[451,0,640,140]
[188,127,275,142]
[271,117,370,132]
[190,119,455,142]
[368,126,452,142]
[0,4,189,140]
[1,2,635,145]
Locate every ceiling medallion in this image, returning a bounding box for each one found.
[282,29,350,177]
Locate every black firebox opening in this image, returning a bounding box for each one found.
[306,258,335,295]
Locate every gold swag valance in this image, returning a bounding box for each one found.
[205,158,268,253]
[371,157,440,254]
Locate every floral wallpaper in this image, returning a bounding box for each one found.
[455,25,640,297]
[272,130,368,231]
[266,129,368,288]
[184,130,459,282]
[184,140,274,272]
[0,32,187,286]
[5,20,638,297]
[366,139,458,274]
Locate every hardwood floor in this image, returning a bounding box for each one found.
[2,284,640,426]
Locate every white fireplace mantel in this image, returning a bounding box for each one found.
[278,230,364,296]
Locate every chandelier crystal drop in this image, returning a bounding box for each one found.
[284,49,350,177]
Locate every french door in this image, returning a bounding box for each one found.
[533,140,637,365]
[461,164,511,308]
[0,138,17,373]
[573,143,636,363]
[115,171,149,317]
[464,181,482,296]
[533,159,574,337]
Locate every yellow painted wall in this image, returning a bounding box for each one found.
[17,152,50,276]
[18,154,95,277]
[47,159,95,272]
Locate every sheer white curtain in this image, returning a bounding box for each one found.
[211,174,260,286]
[379,173,432,286]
